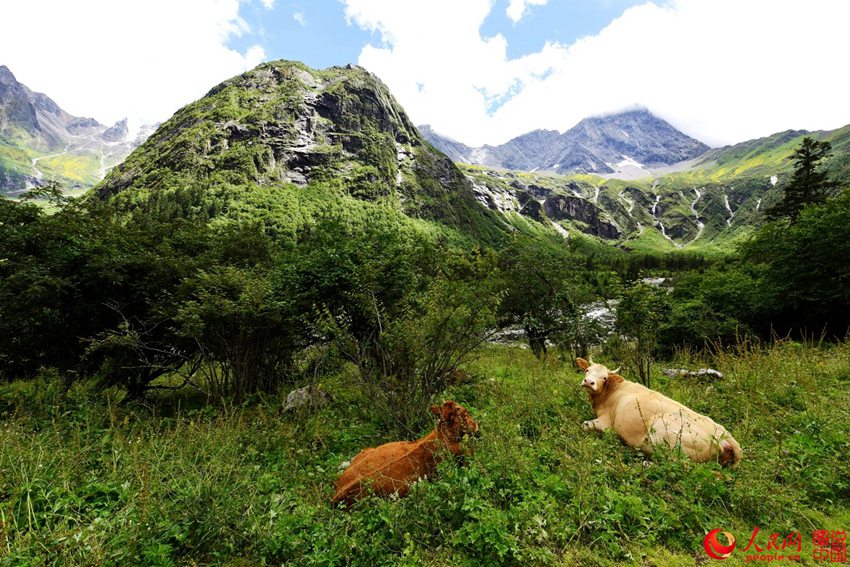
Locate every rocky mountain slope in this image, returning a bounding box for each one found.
[461,123,850,252]
[95,60,504,242]
[421,109,709,178]
[0,65,149,194]
[463,164,768,252]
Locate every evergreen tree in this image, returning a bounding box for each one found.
[742,189,850,335]
[767,136,838,222]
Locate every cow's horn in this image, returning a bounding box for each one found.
[611,366,621,374]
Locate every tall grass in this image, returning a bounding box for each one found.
[1,340,848,565]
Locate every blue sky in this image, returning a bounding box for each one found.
[229,1,373,70]
[3,0,850,147]
[483,0,649,59]
[229,0,649,69]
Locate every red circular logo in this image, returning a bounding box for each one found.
[704,528,736,560]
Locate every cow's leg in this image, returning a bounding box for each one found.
[581,417,610,432]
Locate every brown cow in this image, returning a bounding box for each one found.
[578,358,742,467]
[331,400,480,506]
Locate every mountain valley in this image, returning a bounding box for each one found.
[0,65,152,194]
[2,57,849,567]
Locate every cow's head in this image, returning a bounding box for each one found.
[430,400,480,454]
[577,357,621,395]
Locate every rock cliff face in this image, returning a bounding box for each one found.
[457,162,781,249]
[461,168,625,240]
[518,198,545,223]
[418,124,473,163]
[464,129,563,171]
[545,110,709,172]
[543,194,620,239]
[0,65,40,133]
[492,129,562,171]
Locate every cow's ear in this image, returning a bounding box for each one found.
[576,358,590,371]
[607,373,624,385]
[430,404,441,418]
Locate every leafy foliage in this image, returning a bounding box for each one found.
[0,196,182,381]
[742,189,850,335]
[328,275,496,435]
[613,282,669,386]
[496,236,603,358]
[657,266,758,352]
[0,186,501,411]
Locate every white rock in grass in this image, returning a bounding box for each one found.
[663,368,723,379]
[284,385,331,412]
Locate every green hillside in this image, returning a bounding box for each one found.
[458,165,768,254]
[94,61,507,246]
[103,59,842,255]
[0,64,136,194]
[455,122,850,254]
[0,136,111,192]
[685,125,850,183]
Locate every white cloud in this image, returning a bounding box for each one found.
[293,11,307,26]
[506,0,549,24]
[344,0,562,145]
[0,0,265,133]
[261,0,276,9]
[344,0,850,147]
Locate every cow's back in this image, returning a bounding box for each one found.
[606,382,673,445]
[606,381,739,463]
[332,440,436,505]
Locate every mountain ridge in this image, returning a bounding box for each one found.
[459,119,850,252]
[420,109,709,177]
[5,60,849,254]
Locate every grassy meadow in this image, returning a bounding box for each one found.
[1,340,849,566]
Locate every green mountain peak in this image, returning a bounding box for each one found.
[96,60,503,242]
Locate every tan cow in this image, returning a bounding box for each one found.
[332,400,480,506]
[577,358,742,466]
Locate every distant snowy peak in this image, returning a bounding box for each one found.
[418,109,709,177]
[605,156,656,180]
